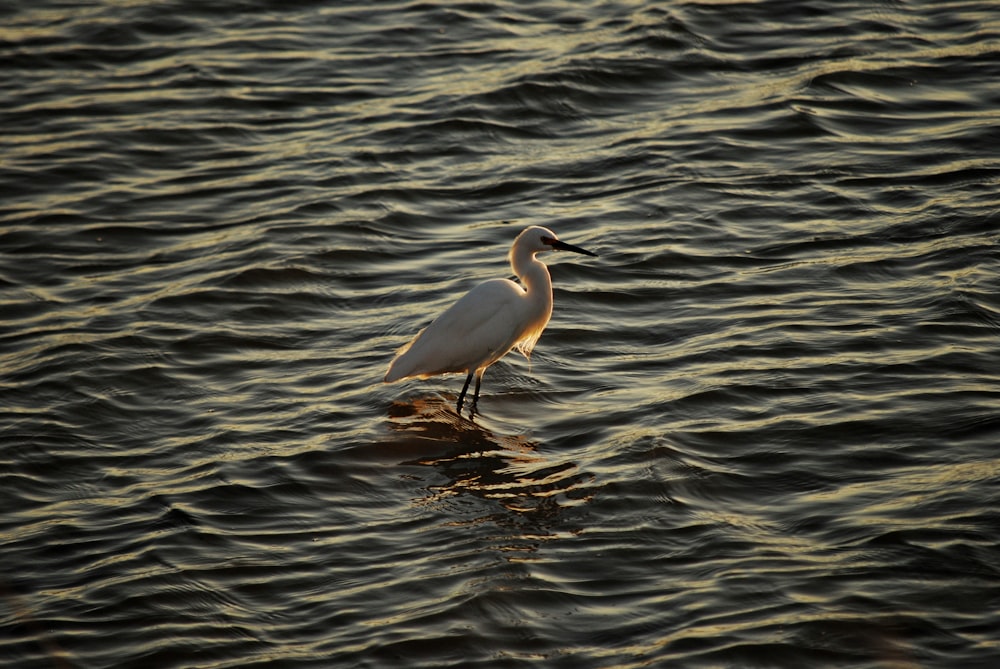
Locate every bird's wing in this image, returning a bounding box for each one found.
[384,279,527,381]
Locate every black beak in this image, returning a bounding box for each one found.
[549,239,598,257]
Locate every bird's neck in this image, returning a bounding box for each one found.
[513,253,552,300]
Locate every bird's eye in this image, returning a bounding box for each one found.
[541,236,555,245]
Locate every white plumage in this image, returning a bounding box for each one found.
[384,225,596,413]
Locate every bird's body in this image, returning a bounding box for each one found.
[384,277,550,381]
[384,226,596,413]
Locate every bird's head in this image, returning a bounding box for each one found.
[516,226,598,257]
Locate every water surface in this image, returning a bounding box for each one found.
[3,1,1000,667]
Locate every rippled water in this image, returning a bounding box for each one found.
[3,1,1000,667]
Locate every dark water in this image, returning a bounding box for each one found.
[3,1,1000,667]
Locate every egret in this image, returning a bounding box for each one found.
[384,226,597,413]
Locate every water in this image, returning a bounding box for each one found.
[3,1,999,667]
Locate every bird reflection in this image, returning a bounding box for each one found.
[386,397,595,537]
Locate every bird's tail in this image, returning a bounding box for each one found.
[383,341,416,383]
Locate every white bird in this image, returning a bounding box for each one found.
[384,226,597,413]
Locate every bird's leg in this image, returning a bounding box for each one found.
[470,370,483,414]
[456,371,474,413]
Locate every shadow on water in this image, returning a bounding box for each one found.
[0,579,73,669]
[383,396,595,527]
